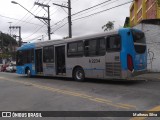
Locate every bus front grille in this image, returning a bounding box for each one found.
[106,62,121,77]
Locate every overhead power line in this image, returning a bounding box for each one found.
[23,24,45,40]
[14,5,35,26]
[72,0,112,16]
[52,22,68,33]
[72,1,133,21]
[50,0,117,31]
[51,1,132,33]
[0,14,42,26]
[52,0,72,38]
[72,0,120,19]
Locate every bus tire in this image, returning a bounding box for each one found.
[26,69,32,78]
[73,67,85,81]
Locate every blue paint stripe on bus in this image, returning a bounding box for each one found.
[17,43,35,50]
[17,43,36,75]
[119,28,132,71]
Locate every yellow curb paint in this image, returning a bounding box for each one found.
[0,77,136,110]
[94,98,112,103]
[117,103,137,108]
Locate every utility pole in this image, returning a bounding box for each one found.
[53,0,72,38]
[34,2,51,40]
[9,26,21,47]
[68,0,72,38]
[8,22,13,53]
[8,22,12,36]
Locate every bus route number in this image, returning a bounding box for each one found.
[89,59,100,63]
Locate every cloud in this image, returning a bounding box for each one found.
[0,0,131,42]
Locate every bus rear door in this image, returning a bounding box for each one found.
[55,45,66,75]
[35,49,43,74]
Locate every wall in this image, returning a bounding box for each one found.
[134,23,160,72]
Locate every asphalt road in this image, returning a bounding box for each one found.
[0,72,160,120]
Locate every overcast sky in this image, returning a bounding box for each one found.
[0,0,131,42]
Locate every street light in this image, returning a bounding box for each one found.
[11,1,35,16]
[11,1,18,4]
[11,1,51,40]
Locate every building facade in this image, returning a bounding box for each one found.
[130,0,160,27]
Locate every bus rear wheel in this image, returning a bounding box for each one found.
[26,69,32,78]
[73,67,85,81]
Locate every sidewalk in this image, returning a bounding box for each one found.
[136,72,160,81]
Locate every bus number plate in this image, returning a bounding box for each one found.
[89,59,100,63]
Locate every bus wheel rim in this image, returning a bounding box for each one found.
[76,70,83,80]
[27,70,30,76]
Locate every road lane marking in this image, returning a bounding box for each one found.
[117,103,137,108]
[89,98,130,109]
[94,98,112,103]
[0,76,137,109]
[130,105,160,120]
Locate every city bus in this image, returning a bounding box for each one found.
[16,28,147,81]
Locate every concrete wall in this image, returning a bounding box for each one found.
[134,23,160,72]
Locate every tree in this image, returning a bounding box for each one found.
[63,36,70,39]
[102,21,114,31]
[0,32,17,61]
[0,32,17,47]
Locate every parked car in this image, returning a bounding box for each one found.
[5,64,16,72]
[1,64,9,72]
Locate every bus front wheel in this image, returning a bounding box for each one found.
[26,69,32,78]
[73,67,85,81]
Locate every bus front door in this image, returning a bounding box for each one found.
[55,46,66,75]
[35,49,43,74]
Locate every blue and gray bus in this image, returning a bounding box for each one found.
[16,28,147,81]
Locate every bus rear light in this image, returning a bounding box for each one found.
[127,54,134,72]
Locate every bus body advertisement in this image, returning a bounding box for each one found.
[16,28,147,81]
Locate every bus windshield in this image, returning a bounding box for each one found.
[16,49,34,66]
[132,30,146,54]
[16,50,23,66]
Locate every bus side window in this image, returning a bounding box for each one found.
[84,39,96,56]
[85,37,106,56]
[67,41,83,57]
[106,35,121,52]
[43,46,54,63]
[98,38,106,55]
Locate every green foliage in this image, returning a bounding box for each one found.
[0,53,11,58]
[102,21,114,31]
[0,32,17,59]
[124,23,130,28]
[63,36,69,39]
[0,32,17,46]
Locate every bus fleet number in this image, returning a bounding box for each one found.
[89,59,100,63]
